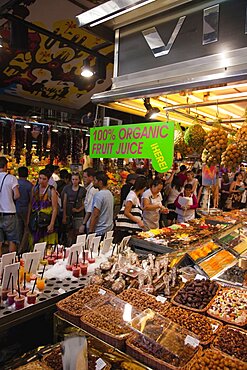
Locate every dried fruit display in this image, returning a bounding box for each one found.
[213,326,247,362]
[184,123,206,153]
[221,143,243,170]
[174,126,189,156]
[189,241,219,261]
[173,279,218,311]
[199,250,236,278]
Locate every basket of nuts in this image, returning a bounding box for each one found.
[186,348,247,370]
[56,285,113,326]
[211,325,247,363]
[80,298,134,350]
[164,305,222,345]
[118,288,170,316]
[171,279,219,313]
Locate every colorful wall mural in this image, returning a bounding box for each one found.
[0,8,113,110]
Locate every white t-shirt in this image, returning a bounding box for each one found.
[141,188,162,230]
[84,182,98,213]
[126,190,141,208]
[0,172,18,213]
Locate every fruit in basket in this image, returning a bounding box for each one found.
[202,126,228,166]
[235,122,247,160]
[184,123,206,153]
[221,143,243,170]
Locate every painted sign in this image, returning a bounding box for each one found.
[202,164,217,186]
[90,121,174,172]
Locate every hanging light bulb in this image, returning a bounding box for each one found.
[24,117,31,129]
[52,122,59,132]
[81,59,93,78]
[143,98,160,120]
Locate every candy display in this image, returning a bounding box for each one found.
[213,326,247,363]
[173,279,218,311]
[199,250,236,278]
[164,305,222,344]
[188,348,247,370]
[216,265,246,285]
[207,287,247,326]
[189,241,219,261]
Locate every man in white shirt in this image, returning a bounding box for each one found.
[79,168,98,234]
[0,157,20,256]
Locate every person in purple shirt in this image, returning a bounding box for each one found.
[177,165,187,187]
[16,167,33,252]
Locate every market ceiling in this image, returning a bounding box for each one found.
[0,0,115,115]
[106,81,247,132]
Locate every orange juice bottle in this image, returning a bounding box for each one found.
[25,272,31,283]
[19,266,24,284]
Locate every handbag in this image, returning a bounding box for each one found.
[37,211,52,228]
[29,185,52,231]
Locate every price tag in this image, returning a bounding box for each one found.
[156,295,167,303]
[58,288,66,294]
[99,289,106,295]
[184,335,200,348]
[96,358,107,370]
[195,274,206,281]
[211,324,219,333]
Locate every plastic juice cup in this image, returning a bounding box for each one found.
[2,289,10,301]
[84,251,89,260]
[20,287,30,296]
[88,257,95,264]
[36,277,45,291]
[40,259,48,266]
[19,266,24,284]
[66,265,73,271]
[26,291,37,304]
[72,266,80,278]
[25,272,31,283]
[80,263,88,276]
[14,295,25,310]
[47,256,56,265]
[7,291,17,305]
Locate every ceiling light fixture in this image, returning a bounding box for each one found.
[143,98,160,120]
[76,0,155,27]
[81,59,94,78]
[24,119,31,129]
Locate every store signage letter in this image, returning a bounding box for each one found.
[142,3,223,56]
[90,122,174,173]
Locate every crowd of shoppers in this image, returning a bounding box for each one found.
[0,157,246,256]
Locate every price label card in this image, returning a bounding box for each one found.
[96,358,107,370]
[156,295,167,303]
[184,335,200,348]
[195,274,206,280]
[99,289,106,295]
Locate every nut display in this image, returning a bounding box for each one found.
[81,303,131,336]
[235,122,247,160]
[164,305,220,343]
[208,288,247,325]
[188,349,247,370]
[202,126,228,166]
[16,361,52,370]
[184,123,206,153]
[213,326,247,363]
[174,279,218,310]
[118,288,168,316]
[57,285,109,316]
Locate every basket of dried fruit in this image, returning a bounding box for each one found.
[80,300,132,350]
[171,279,219,313]
[56,285,113,326]
[207,287,247,327]
[126,333,202,370]
[211,325,247,363]
[15,361,52,370]
[164,305,222,345]
[118,288,169,316]
[186,348,247,370]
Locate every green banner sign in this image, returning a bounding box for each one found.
[90,121,174,172]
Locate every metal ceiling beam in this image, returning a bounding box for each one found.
[164,97,247,111]
[1,13,113,63]
[0,0,22,14]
